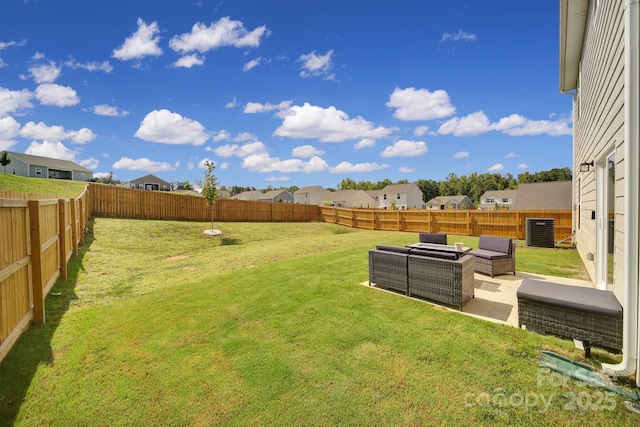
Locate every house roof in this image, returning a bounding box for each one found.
[8,151,92,173]
[295,185,324,194]
[559,0,588,91]
[428,195,470,205]
[326,190,361,200]
[258,189,291,200]
[512,181,573,210]
[382,183,418,193]
[229,190,262,200]
[481,189,518,200]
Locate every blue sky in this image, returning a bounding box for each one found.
[0,0,572,189]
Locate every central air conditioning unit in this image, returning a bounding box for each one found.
[526,218,555,248]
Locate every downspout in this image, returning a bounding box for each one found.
[602,0,640,379]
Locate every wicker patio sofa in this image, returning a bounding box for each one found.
[517,279,623,353]
[468,235,516,277]
[368,244,474,310]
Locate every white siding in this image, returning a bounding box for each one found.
[573,1,625,299]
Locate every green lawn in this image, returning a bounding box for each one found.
[0,218,636,426]
[0,173,88,197]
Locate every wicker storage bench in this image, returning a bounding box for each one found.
[368,245,411,295]
[517,279,623,352]
[408,250,475,310]
[468,235,516,277]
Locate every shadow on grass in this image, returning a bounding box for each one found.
[220,237,241,246]
[0,219,94,426]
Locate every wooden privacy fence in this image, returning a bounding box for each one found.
[319,207,573,242]
[0,188,88,363]
[88,183,320,222]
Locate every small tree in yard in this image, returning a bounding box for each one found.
[197,160,219,232]
[1,151,11,174]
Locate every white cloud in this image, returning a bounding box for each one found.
[273,103,393,142]
[225,97,239,108]
[134,109,210,145]
[80,157,99,169]
[197,158,215,169]
[172,54,205,68]
[298,50,335,79]
[414,125,430,136]
[25,140,76,161]
[399,166,415,173]
[488,163,504,172]
[292,145,324,158]
[331,162,388,173]
[440,30,478,43]
[380,140,428,158]
[112,18,163,61]
[20,121,96,144]
[0,87,33,116]
[113,156,178,172]
[243,58,261,71]
[29,61,61,83]
[233,132,258,142]
[242,153,328,173]
[169,17,269,53]
[214,141,267,158]
[93,104,129,117]
[453,151,469,159]
[0,116,20,150]
[518,163,529,169]
[387,87,456,121]
[354,138,375,149]
[266,176,290,182]
[0,39,27,50]
[244,100,292,114]
[438,111,573,137]
[505,152,519,159]
[219,162,229,170]
[65,58,113,73]
[213,129,231,141]
[35,83,79,107]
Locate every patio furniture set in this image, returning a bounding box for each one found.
[368,232,623,353]
[368,233,514,310]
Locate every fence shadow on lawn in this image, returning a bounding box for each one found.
[0,220,94,425]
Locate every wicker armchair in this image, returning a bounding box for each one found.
[468,235,516,277]
[368,245,411,295]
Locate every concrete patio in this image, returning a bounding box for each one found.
[365,272,595,327]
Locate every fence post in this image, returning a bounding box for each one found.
[28,200,45,325]
[467,210,471,236]
[70,199,78,257]
[58,199,67,281]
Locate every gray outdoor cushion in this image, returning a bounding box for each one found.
[410,248,459,260]
[419,233,447,245]
[375,245,412,254]
[517,279,622,318]
[478,235,512,254]
[468,248,510,260]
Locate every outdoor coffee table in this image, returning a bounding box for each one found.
[406,242,472,255]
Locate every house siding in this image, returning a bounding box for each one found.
[573,0,625,299]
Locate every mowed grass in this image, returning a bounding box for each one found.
[0,173,88,197]
[0,219,635,426]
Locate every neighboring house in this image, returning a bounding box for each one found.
[426,195,474,210]
[511,181,572,210]
[229,190,263,201]
[5,151,93,181]
[323,190,377,208]
[257,189,294,203]
[378,183,424,209]
[366,189,384,207]
[120,174,171,191]
[218,189,229,199]
[560,0,639,378]
[294,185,328,205]
[478,190,518,210]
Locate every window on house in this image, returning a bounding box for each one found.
[486,197,494,203]
[502,198,509,203]
[383,194,387,200]
[81,173,85,179]
[35,167,42,176]
[397,194,401,199]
